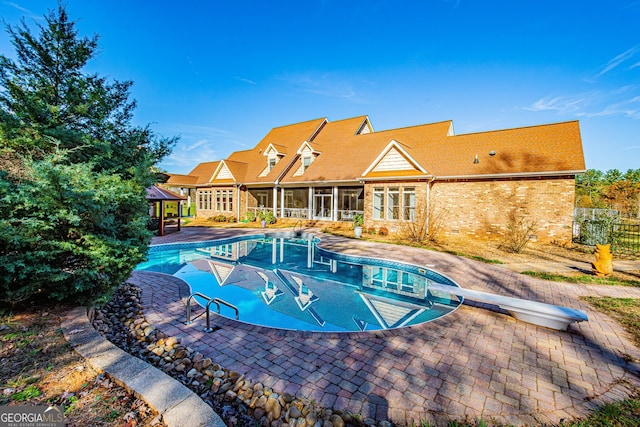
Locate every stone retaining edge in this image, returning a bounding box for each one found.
[61,306,225,427]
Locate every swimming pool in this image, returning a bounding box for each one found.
[136,232,463,332]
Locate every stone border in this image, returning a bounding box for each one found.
[61,306,225,427]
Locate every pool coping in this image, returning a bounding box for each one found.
[61,306,225,427]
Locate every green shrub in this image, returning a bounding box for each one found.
[265,210,276,224]
[353,213,364,227]
[246,211,256,222]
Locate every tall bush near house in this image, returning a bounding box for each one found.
[401,201,446,243]
[0,5,176,308]
[500,207,538,253]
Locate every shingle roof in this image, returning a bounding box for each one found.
[146,185,186,201]
[227,117,328,184]
[165,173,198,185]
[173,116,584,186]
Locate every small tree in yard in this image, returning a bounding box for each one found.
[0,5,176,308]
[401,201,447,243]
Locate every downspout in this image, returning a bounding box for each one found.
[236,184,242,221]
[425,177,435,234]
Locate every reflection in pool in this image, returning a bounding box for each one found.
[136,233,462,332]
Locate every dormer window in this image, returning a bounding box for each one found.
[268,157,277,171]
[302,156,312,172]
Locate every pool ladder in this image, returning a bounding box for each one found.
[185,292,239,333]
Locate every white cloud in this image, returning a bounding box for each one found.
[235,76,257,85]
[525,94,592,115]
[588,96,640,119]
[527,87,640,120]
[595,45,640,78]
[5,2,32,14]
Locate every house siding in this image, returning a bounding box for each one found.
[373,148,415,172]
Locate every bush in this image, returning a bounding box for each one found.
[264,211,276,224]
[500,208,537,253]
[208,214,228,222]
[367,227,377,235]
[246,211,256,222]
[378,227,389,236]
[0,155,153,307]
[353,214,364,227]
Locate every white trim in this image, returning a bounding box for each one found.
[296,140,321,155]
[361,139,427,177]
[356,175,434,182]
[211,160,237,182]
[434,170,586,180]
[264,143,285,157]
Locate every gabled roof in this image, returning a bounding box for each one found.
[146,185,186,201]
[362,139,428,177]
[225,118,327,184]
[165,160,224,186]
[165,173,198,185]
[172,116,585,186]
[431,120,585,178]
[283,120,451,183]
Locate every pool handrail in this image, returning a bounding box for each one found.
[185,292,238,332]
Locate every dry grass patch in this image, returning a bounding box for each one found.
[0,307,164,427]
[580,297,640,348]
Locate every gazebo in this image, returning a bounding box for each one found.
[145,185,187,236]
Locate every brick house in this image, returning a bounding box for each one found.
[164,115,585,242]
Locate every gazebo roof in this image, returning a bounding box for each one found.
[146,185,187,201]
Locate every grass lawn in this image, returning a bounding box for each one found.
[521,271,640,287]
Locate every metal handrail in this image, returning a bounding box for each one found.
[212,298,239,320]
[293,220,303,236]
[185,292,239,332]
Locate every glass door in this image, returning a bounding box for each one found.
[313,188,332,219]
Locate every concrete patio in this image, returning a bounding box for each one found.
[133,227,640,426]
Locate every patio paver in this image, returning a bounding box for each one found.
[132,227,640,426]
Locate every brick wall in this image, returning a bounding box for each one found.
[362,177,576,243]
[362,181,428,233]
[430,177,576,243]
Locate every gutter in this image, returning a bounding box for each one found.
[434,170,586,180]
[356,175,435,182]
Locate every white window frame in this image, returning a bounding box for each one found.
[387,187,400,220]
[302,156,312,172]
[403,187,416,221]
[373,187,385,220]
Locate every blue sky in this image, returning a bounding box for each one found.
[1,1,639,175]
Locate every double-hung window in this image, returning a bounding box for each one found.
[387,187,400,220]
[403,187,416,221]
[215,189,234,212]
[373,188,385,220]
[302,156,312,172]
[198,190,212,210]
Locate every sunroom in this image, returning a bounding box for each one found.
[246,186,364,222]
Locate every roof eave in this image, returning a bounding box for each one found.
[357,174,435,182]
[434,170,586,180]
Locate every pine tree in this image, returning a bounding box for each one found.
[0,4,177,307]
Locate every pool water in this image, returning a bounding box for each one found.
[136,233,462,332]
